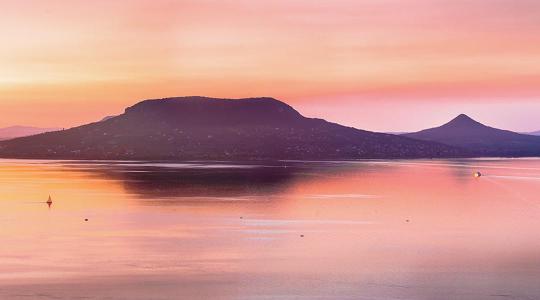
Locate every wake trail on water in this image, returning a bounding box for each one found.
[482,176,540,210]
[386,161,540,172]
[488,175,540,181]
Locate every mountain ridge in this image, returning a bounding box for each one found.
[0,96,465,160]
[404,114,540,156]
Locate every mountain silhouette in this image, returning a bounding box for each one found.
[404,114,540,156]
[0,125,61,141]
[100,115,117,122]
[0,96,464,160]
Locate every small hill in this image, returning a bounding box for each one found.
[404,114,540,156]
[100,115,117,122]
[0,97,465,160]
[0,126,61,141]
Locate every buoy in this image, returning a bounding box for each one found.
[474,171,482,178]
[84,219,88,222]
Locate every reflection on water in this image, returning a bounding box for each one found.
[1,158,540,300]
[64,161,376,199]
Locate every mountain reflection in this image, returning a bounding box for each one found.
[60,161,376,200]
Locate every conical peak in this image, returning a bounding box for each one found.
[453,114,474,122]
[446,114,482,127]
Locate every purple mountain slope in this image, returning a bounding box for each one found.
[0,97,465,160]
[404,114,540,156]
[0,126,61,141]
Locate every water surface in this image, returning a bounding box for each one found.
[1,159,540,299]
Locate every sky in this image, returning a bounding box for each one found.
[1,0,540,132]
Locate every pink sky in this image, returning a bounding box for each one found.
[1,0,540,132]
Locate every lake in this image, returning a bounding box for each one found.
[1,158,539,300]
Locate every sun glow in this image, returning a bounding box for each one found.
[1,0,540,130]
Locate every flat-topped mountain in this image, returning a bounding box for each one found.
[404,114,540,156]
[0,125,61,141]
[0,96,464,160]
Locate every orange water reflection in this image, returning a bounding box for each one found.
[1,159,539,299]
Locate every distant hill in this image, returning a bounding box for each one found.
[0,126,61,141]
[0,96,464,160]
[100,115,117,122]
[404,114,540,157]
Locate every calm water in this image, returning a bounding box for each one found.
[1,159,540,300]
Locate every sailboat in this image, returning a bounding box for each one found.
[46,195,52,207]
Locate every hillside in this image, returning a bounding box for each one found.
[0,97,465,160]
[404,114,540,156]
[0,126,61,141]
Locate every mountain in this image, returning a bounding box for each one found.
[526,131,540,136]
[0,126,61,141]
[100,115,117,122]
[0,96,465,160]
[404,114,540,157]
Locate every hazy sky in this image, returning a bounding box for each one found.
[1,0,540,131]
